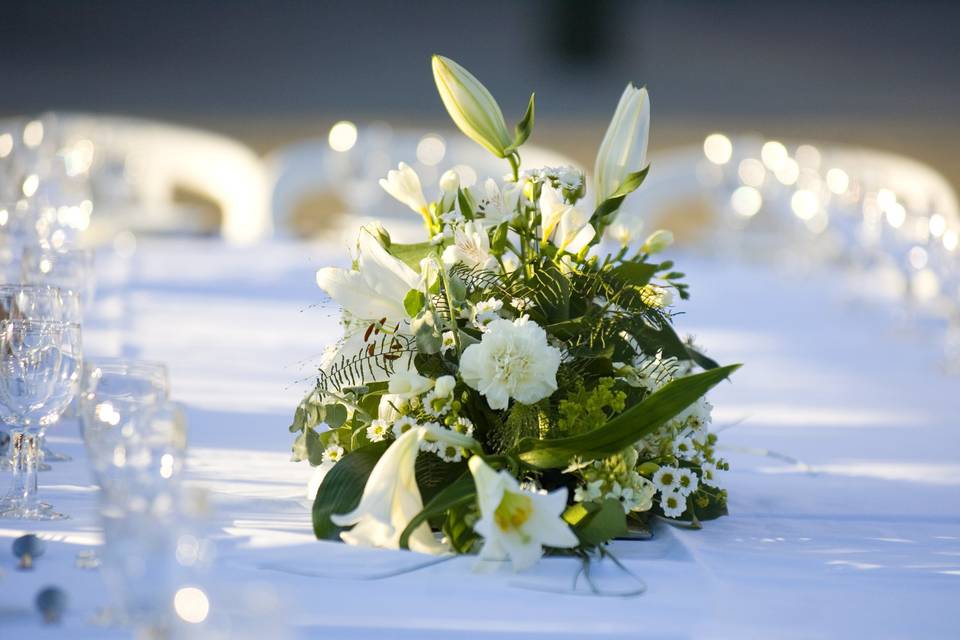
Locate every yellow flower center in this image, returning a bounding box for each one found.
[494,491,533,533]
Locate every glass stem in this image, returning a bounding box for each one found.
[7,431,27,505]
[24,433,40,512]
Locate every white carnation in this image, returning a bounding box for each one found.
[458,316,560,411]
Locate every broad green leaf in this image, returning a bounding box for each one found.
[289,404,306,433]
[443,501,480,553]
[512,92,535,149]
[399,471,475,550]
[312,441,390,540]
[609,261,657,287]
[305,427,326,466]
[564,498,627,547]
[516,365,740,468]
[458,188,476,220]
[388,242,438,271]
[591,166,650,227]
[635,318,719,370]
[491,222,509,255]
[403,289,426,317]
[324,403,348,428]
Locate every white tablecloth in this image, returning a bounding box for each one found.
[1,238,957,638]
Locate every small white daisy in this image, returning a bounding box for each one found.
[700,462,721,488]
[322,444,344,464]
[435,442,463,463]
[608,482,642,514]
[452,416,475,436]
[419,439,438,454]
[652,466,680,493]
[673,436,696,460]
[660,490,687,518]
[366,419,389,443]
[391,416,418,438]
[675,468,699,496]
[440,331,457,354]
[423,389,453,417]
[470,297,504,331]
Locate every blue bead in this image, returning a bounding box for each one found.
[35,586,67,623]
[12,534,46,559]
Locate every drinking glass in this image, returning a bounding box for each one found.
[0,320,81,519]
[79,358,171,480]
[0,285,78,468]
[21,247,95,315]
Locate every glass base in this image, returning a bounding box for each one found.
[0,499,68,520]
[42,445,72,462]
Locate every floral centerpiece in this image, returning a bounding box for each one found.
[290,55,739,570]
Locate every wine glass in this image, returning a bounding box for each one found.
[0,284,78,467]
[0,319,81,519]
[21,247,95,315]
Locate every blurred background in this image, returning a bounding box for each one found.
[3,0,957,177]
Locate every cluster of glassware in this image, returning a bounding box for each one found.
[1,115,209,634]
[697,133,960,370]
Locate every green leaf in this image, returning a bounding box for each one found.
[398,471,476,550]
[609,261,657,287]
[634,318,719,370]
[305,427,326,466]
[324,403,348,428]
[591,166,650,227]
[457,187,476,220]
[512,92,535,149]
[443,501,480,553]
[404,289,426,317]
[491,222,509,255]
[530,262,571,322]
[289,404,306,433]
[564,499,627,547]
[388,242,438,271]
[516,364,740,468]
[312,441,391,540]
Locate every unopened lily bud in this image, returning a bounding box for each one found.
[432,55,513,158]
[642,229,673,254]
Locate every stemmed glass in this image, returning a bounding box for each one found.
[0,284,78,467]
[21,247,95,315]
[0,319,82,519]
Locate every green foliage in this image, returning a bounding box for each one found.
[510,92,536,150]
[563,498,628,547]
[556,377,626,438]
[443,501,480,553]
[399,471,476,550]
[591,167,649,230]
[404,289,426,317]
[516,365,740,468]
[388,241,438,270]
[312,442,390,540]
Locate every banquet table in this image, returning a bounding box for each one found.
[0,236,958,639]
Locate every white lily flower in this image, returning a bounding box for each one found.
[379,162,429,216]
[459,316,560,410]
[388,371,434,398]
[377,393,408,422]
[594,84,650,205]
[473,178,520,226]
[432,55,513,158]
[316,229,420,321]
[605,214,644,247]
[306,459,334,501]
[442,220,498,271]
[469,457,578,571]
[331,424,479,554]
[539,185,595,254]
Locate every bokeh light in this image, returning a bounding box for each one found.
[703,133,733,165]
[328,121,358,152]
[731,186,762,217]
[174,586,210,624]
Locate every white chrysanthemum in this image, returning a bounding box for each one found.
[435,441,463,463]
[442,220,497,271]
[441,331,457,354]
[675,468,699,496]
[652,466,680,493]
[673,436,696,461]
[366,419,389,443]
[322,444,345,464]
[459,317,561,411]
[700,462,721,488]
[391,416,418,439]
[660,489,686,518]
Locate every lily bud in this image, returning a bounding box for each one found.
[439,169,460,211]
[594,84,650,205]
[432,55,513,158]
[642,229,674,254]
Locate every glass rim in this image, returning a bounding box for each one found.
[0,318,81,329]
[83,357,168,372]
